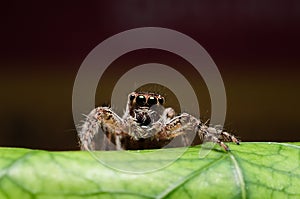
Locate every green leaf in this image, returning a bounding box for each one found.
[0,142,299,199]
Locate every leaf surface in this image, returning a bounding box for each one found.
[0,142,299,199]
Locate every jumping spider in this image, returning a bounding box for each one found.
[78,92,239,151]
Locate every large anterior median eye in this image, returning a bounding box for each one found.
[136,95,146,106]
[147,96,157,106]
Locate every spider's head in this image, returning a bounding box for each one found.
[127,92,164,126]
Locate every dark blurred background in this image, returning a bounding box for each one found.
[1,0,299,150]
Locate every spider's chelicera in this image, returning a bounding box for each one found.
[78,92,240,151]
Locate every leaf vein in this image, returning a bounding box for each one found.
[156,156,226,199]
[229,154,246,199]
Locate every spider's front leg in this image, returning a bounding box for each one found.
[157,110,240,151]
[155,109,200,147]
[197,123,240,151]
[78,107,124,150]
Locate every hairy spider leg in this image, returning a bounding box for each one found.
[79,107,124,150]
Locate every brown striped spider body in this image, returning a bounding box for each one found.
[78,92,239,151]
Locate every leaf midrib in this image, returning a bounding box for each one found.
[229,153,246,199]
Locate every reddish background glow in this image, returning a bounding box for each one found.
[1,1,299,150]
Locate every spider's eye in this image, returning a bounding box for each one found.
[147,96,157,106]
[158,97,164,105]
[136,95,146,106]
[129,94,135,101]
